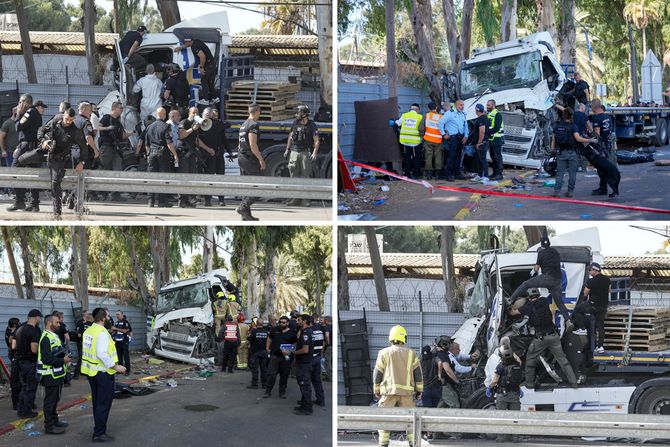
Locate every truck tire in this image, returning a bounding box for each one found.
[464,387,496,410]
[263,147,290,177]
[636,387,670,415]
[654,118,668,147]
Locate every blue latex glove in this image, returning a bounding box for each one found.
[519,389,524,398]
[121,57,129,65]
[389,119,396,127]
[485,387,493,399]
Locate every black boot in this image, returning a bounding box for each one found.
[7,202,25,212]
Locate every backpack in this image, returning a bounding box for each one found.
[421,348,440,387]
[554,122,574,148]
[501,362,524,391]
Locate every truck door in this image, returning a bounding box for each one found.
[486,255,505,357]
[114,38,128,103]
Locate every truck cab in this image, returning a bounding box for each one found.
[455,32,566,169]
[148,268,231,365]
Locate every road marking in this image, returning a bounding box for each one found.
[454,171,536,220]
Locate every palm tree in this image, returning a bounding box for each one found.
[273,252,309,316]
[623,0,663,56]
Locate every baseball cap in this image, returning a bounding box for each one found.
[591,262,602,271]
[427,101,436,110]
[34,100,48,109]
[28,309,42,318]
[475,103,485,113]
[137,25,148,33]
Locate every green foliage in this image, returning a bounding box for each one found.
[476,0,498,47]
[12,0,72,32]
[289,227,333,311]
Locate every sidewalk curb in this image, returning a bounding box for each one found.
[0,365,197,437]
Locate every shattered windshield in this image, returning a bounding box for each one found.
[157,282,211,314]
[467,267,489,317]
[460,51,542,99]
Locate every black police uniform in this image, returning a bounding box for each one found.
[144,119,175,206]
[12,106,43,208]
[6,324,21,409]
[198,118,228,205]
[178,118,199,206]
[119,30,146,70]
[310,324,325,406]
[98,114,125,171]
[74,114,96,165]
[237,118,261,210]
[38,329,68,432]
[590,113,614,156]
[190,39,216,101]
[265,327,297,397]
[112,317,132,374]
[164,71,190,113]
[248,325,269,387]
[38,120,89,217]
[295,326,314,413]
[14,323,41,417]
[74,319,93,378]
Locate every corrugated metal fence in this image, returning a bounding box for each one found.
[337,309,468,405]
[0,296,147,364]
[0,82,112,116]
[338,82,429,160]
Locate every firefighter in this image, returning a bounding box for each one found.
[374,325,423,447]
[221,315,240,373]
[213,291,228,336]
[37,314,72,435]
[237,313,250,369]
[227,294,241,318]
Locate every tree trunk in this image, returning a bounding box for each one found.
[79,227,89,310]
[409,0,442,105]
[17,227,34,300]
[460,0,474,60]
[3,227,23,299]
[441,0,463,72]
[535,0,556,44]
[523,226,547,248]
[113,0,120,34]
[125,229,154,315]
[337,228,350,310]
[364,227,389,311]
[84,0,100,85]
[203,226,214,273]
[628,20,640,104]
[70,227,90,311]
[440,227,457,311]
[315,1,332,115]
[14,0,36,83]
[149,227,170,298]
[558,0,576,65]
[386,0,397,99]
[642,26,647,57]
[263,249,275,317]
[246,236,260,317]
[315,261,322,316]
[156,0,181,29]
[500,0,517,42]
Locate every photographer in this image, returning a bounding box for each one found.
[37,314,72,435]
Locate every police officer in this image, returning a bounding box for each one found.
[293,314,315,415]
[162,64,190,116]
[119,26,148,70]
[6,317,21,410]
[509,289,577,388]
[264,315,297,398]
[37,314,72,435]
[81,308,126,442]
[590,99,619,192]
[237,103,266,221]
[237,313,250,369]
[75,102,100,164]
[374,325,423,446]
[9,95,43,212]
[38,108,88,219]
[247,316,269,389]
[198,107,228,207]
[284,105,319,207]
[14,309,42,418]
[310,317,325,407]
[52,311,71,386]
[486,99,504,180]
[111,310,132,375]
[221,315,240,373]
[176,37,216,104]
[145,107,179,207]
[177,107,201,208]
[98,101,135,174]
[488,336,523,443]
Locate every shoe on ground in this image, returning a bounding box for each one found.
[591,189,607,196]
[204,201,212,207]
[158,202,173,208]
[490,175,503,181]
[246,385,258,389]
[565,191,573,198]
[23,204,39,212]
[294,408,313,416]
[313,400,326,407]
[45,426,66,435]
[92,433,115,442]
[218,199,226,206]
[446,177,455,182]
[594,346,605,353]
[552,192,560,198]
[455,175,468,180]
[7,202,25,212]
[279,393,286,399]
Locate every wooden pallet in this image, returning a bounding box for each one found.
[606,307,670,317]
[230,80,301,93]
[224,112,294,121]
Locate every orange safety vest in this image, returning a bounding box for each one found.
[224,322,238,342]
[424,112,443,144]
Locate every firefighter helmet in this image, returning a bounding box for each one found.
[228,294,236,302]
[216,291,225,299]
[389,325,407,344]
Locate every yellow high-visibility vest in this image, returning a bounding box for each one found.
[399,111,423,146]
[37,330,66,380]
[81,323,118,377]
[488,108,504,141]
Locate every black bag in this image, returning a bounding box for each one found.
[421,347,440,388]
[554,122,574,148]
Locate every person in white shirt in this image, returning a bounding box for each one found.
[132,64,163,121]
[447,341,480,375]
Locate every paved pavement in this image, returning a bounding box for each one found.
[338,144,670,221]
[0,356,332,446]
[0,195,332,221]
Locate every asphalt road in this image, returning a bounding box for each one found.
[338,143,670,221]
[1,361,332,446]
[0,194,332,221]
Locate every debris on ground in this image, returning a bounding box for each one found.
[198,370,215,378]
[21,423,35,431]
[147,358,165,365]
[27,431,41,437]
[166,379,178,388]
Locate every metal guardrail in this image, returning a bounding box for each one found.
[338,406,670,445]
[0,168,332,200]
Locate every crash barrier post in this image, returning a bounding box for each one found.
[0,168,332,201]
[338,406,670,445]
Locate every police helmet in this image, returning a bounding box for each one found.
[295,105,310,119]
[543,157,557,176]
[436,335,452,350]
[527,288,541,297]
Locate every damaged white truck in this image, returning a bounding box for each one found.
[147,269,232,365]
[446,32,566,170]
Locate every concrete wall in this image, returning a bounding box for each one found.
[338,82,429,160]
[337,310,468,405]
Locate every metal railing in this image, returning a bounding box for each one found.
[338,406,670,445]
[0,168,332,200]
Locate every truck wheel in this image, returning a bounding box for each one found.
[264,150,290,177]
[466,387,496,410]
[654,118,668,147]
[321,155,332,179]
[636,387,670,415]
